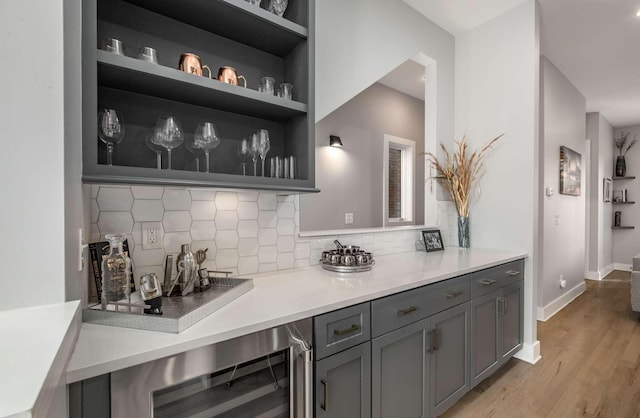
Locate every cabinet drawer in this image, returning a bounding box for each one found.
[371,275,471,338]
[314,302,371,360]
[471,259,524,298]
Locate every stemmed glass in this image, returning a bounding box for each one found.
[152,116,183,170]
[194,122,221,173]
[249,133,260,176]
[237,138,249,176]
[258,129,270,176]
[98,108,125,166]
[145,132,164,169]
[185,135,203,172]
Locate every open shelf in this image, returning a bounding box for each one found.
[612,226,635,230]
[98,51,308,121]
[612,201,635,205]
[612,176,636,180]
[123,0,308,57]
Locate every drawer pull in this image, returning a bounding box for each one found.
[333,324,360,336]
[479,279,496,286]
[506,270,520,276]
[320,379,328,410]
[397,306,417,316]
[444,290,463,299]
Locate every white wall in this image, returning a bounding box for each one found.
[613,124,640,267]
[0,0,67,310]
[315,0,454,143]
[454,1,540,360]
[586,113,614,279]
[540,57,586,310]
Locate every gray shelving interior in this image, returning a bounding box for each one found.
[83,0,316,192]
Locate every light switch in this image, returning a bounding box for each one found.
[345,213,354,224]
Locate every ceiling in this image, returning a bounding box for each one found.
[378,59,426,101]
[402,0,640,128]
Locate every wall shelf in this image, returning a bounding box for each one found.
[612,201,635,205]
[612,176,636,180]
[612,226,635,230]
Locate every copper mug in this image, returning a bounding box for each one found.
[217,66,247,87]
[178,53,212,78]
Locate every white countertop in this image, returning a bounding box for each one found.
[66,248,527,383]
[0,301,81,418]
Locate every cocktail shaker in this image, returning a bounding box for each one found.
[176,244,197,296]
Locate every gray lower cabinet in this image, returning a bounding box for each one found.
[429,302,470,417]
[471,279,524,387]
[315,342,371,418]
[371,302,470,418]
[372,318,430,418]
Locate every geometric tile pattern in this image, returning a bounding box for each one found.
[91,185,424,286]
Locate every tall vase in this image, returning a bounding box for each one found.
[457,216,470,249]
[616,156,626,177]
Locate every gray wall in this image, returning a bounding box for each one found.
[613,123,640,266]
[586,112,614,278]
[540,56,586,308]
[300,83,425,231]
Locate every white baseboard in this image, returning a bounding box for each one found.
[514,340,541,364]
[537,281,586,322]
[586,264,615,281]
[614,263,632,272]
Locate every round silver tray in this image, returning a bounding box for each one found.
[320,260,375,273]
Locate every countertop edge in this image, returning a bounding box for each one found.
[0,301,81,418]
[66,249,528,383]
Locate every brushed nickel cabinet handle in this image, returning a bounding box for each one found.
[320,379,328,410]
[497,297,506,315]
[397,306,417,315]
[426,330,434,353]
[444,290,463,299]
[333,324,360,336]
[479,279,496,286]
[505,270,520,276]
[432,329,439,352]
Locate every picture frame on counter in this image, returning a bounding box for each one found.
[422,229,444,252]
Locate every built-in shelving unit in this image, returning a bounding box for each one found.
[611,176,635,230]
[82,0,318,192]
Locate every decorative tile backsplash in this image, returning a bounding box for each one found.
[90,185,454,291]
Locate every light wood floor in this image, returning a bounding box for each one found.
[441,271,640,418]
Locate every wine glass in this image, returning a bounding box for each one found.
[152,116,183,170]
[249,133,260,176]
[258,129,270,176]
[185,134,203,172]
[98,108,125,166]
[194,122,221,173]
[237,138,249,176]
[145,132,164,169]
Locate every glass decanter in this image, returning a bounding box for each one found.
[101,234,132,309]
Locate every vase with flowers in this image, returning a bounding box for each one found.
[614,132,638,177]
[424,134,503,248]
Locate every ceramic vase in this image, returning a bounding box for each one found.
[457,216,470,249]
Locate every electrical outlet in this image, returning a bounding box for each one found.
[142,222,162,250]
[345,212,354,224]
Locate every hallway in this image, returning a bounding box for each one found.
[442,272,640,417]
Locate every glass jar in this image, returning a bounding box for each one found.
[101,234,132,309]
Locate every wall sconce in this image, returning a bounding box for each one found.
[329,135,343,147]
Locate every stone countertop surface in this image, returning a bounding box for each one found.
[0,301,80,418]
[66,247,527,384]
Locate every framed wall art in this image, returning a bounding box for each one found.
[603,178,611,202]
[559,146,582,196]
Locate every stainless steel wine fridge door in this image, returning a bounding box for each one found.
[110,318,313,418]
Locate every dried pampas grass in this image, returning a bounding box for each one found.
[424,134,504,217]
